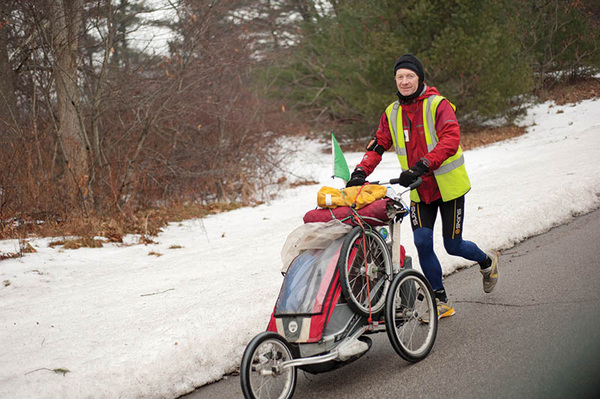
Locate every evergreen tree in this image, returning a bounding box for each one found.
[511,0,600,88]
[423,0,532,120]
[261,0,535,138]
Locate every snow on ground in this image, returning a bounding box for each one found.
[1,98,599,398]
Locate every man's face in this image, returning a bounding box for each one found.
[395,68,419,97]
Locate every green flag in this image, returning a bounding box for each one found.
[331,133,350,182]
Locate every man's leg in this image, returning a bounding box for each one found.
[440,196,499,292]
[410,201,447,298]
[413,226,444,291]
[439,196,487,263]
[411,200,455,321]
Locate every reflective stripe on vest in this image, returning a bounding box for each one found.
[386,95,471,202]
[388,102,409,170]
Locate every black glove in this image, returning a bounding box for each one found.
[346,168,367,187]
[412,159,430,175]
[399,159,430,187]
[399,169,420,187]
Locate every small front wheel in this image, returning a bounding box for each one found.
[385,269,438,362]
[240,332,297,399]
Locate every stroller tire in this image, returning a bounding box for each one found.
[385,269,438,362]
[240,332,297,399]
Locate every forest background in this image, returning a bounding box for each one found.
[0,0,599,243]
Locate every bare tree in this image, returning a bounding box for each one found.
[0,0,295,237]
[48,0,90,211]
[0,1,18,130]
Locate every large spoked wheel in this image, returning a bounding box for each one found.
[337,225,392,317]
[385,269,438,362]
[240,332,297,399]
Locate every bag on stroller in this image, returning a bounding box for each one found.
[303,197,394,226]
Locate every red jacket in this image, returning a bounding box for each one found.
[356,86,461,204]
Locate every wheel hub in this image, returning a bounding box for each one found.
[366,262,379,279]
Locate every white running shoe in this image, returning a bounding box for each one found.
[480,251,499,293]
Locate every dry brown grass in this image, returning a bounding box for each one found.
[461,125,527,150]
[539,76,600,105]
[62,238,104,250]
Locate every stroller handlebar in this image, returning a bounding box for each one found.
[368,176,423,191]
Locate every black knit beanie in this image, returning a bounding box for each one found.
[393,54,425,83]
[394,54,425,102]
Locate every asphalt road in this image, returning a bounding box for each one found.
[183,207,600,399]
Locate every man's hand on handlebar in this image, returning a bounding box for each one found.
[399,159,429,187]
[399,169,421,187]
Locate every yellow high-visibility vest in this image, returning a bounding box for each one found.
[385,95,471,203]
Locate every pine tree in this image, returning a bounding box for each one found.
[259,0,537,137]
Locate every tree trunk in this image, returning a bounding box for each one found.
[0,3,17,130]
[49,0,89,212]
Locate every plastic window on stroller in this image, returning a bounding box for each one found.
[274,238,344,316]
